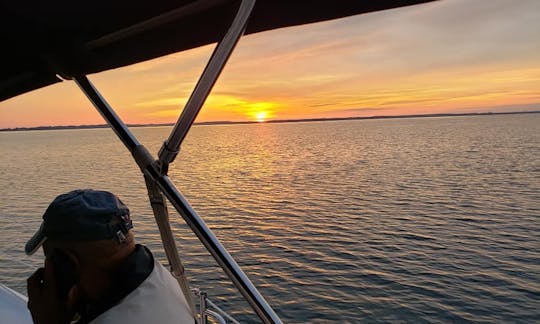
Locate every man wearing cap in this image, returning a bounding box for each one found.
[25,189,194,324]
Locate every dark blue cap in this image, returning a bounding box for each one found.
[25,189,133,255]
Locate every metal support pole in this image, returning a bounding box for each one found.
[158,0,256,168]
[199,291,208,324]
[73,76,140,153]
[74,75,283,324]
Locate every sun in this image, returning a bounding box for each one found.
[255,111,267,123]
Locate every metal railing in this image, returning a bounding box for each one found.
[73,0,282,322]
[193,288,241,324]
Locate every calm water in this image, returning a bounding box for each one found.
[1,115,539,323]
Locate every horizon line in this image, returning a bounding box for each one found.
[1,110,539,132]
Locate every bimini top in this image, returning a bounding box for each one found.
[0,0,433,101]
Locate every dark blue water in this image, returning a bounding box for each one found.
[1,114,539,323]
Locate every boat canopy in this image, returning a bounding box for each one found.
[1,0,432,101]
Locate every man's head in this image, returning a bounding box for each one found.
[25,189,134,256]
[26,189,136,303]
[25,190,138,321]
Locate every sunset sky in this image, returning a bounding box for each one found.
[1,0,539,128]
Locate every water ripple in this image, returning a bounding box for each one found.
[1,115,539,323]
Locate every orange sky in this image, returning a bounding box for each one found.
[1,0,539,128]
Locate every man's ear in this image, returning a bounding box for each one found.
[67,284,80,308]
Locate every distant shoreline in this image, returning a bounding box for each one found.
[1,110,538,132]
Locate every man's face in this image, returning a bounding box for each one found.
[42,240,65,260]
[27,241,82,324]
[42,241,53,259]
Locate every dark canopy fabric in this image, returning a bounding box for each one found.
[0,0,433,101]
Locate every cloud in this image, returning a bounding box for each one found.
[136,97,186,107]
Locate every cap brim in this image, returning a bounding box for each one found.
[25,223,47,255]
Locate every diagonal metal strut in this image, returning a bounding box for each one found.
[158,0,257,171]
[74,74,281,324]
[73,1,282,322]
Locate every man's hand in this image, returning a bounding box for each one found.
[27,259,76,324]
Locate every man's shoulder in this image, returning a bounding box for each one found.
[90,247,193,324]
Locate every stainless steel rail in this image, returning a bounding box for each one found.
[74,74,282,324]
[74,1,283,322]
[73,75,194,313]
[74,77,141,151]
[158,0,256,168]
[194,288,241,324]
